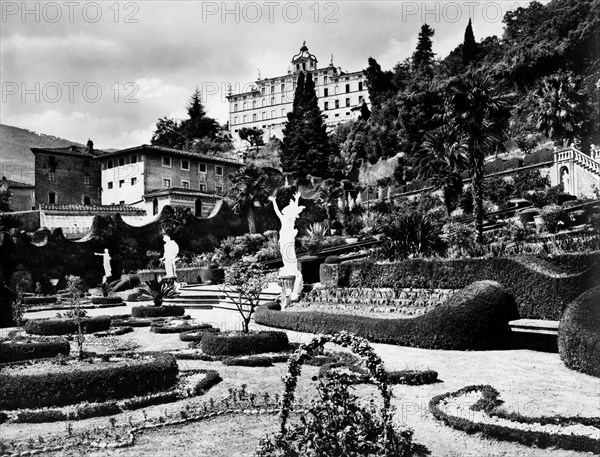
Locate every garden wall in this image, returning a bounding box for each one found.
[334,254,600,320]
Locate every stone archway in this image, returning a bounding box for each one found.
[560,166,571,194]
[194,198,203,217]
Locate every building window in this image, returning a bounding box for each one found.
[181,160,190,171]
[252,100,257,108]
[281,108,286,116]
[271,110,275,118]
[162,156,171,168]
[253,113,257,122]
[84,159,90,167]
[314,76,318,85]
[261,87,265,95]
[346,97,351,107]
[234,103,238,112]
[48,171,56,181]
[281,83,285,93]
[281,95,285,103]
[48,191,56,205]
[84,174,90,185]
[199,184,207,192]
[346,83,350,93]
[119,157,125,166]
[107,182,113,189]
[359,95,364,104]
[335,99,340,109]
[48,156,57,167]
[234,116,238,125]
[323,75,328,84]
[242,102,246,110]
[118,179,124,188]
[216,185,223,195]
[270,85,274,94]
[199,163,207,173]
[243,115,247,122]
[131,154,137,163]
[262,112,266,120]
[182,180,190,189]
[83,195,91,206]
[107,160,114,169]
[215,165,223,176]
[163,178,171,188]
[359,81,363,91]
[324,88,329,97]
[335,113,340,117]
[131,177,137,185]
[324,101,329,110]
[270,97,274,105]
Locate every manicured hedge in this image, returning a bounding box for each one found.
[429,385,600,454]
[90,297,123,305]
[111,317,153,327]
[0,337,70,363]
[201,331,289,356]
[0,352,178,410]
[387,369,438,385]
[179,328,220,342]
[151,322,215,334]
[24,316,111,336]
[337,254,600,319]
[558,286,600,377]
[131,305,185,318]
[222,355,274,367]
[23,296,58,305]
[256,281,518,350]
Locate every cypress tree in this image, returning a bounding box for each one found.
[412,24,435,77]
[462,18,477,65]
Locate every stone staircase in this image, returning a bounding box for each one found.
[163,284,280,312]
[555,148,600,177]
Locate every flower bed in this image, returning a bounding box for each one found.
[257,281,518,350]
[0,337,70,363]
[201,331,289,356]
[429,385,600,453]
[90,296,123,305]
[179,327,221,342]
[0,352,178,410]
[110,316,154,327]
[131,305,185,318]
[23,296,58,305]
[151,320,217,334]
[2,369,221,423]
[24,316,111,336]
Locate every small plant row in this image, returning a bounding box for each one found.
[318,361,439,386]
[429,385,600,454]
[1,369,221,424]
[24,316,111,336]
[0,337,70,363]
[151,322,216,334]
[305,286,455,304]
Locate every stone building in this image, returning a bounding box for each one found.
[0,177,35,211]
[227,42,370,148]
[31,140,103,208]
[96,144,241,217]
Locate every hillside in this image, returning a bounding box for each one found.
[0,124,85,185]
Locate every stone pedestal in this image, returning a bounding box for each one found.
[278,275,296,309]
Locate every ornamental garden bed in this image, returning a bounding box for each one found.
[0,352,178,410]
[429,385,600,454]
[24,316,111,336]
[151,319,218,334]
[132,305,185,318]
[1,368,221,423]
[0,337,70,363]
[90,296,123,305]
[179,327,221,342]
[200,331,289,356]
[23,296,58,306]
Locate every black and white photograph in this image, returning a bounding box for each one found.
[1,0,599,455]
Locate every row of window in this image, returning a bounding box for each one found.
[160,178,223,194]
[106,154,138,169]
[232,82,364,112]
[107,177,138,189]
[47,192,91,206]
[161,157,223,176]
[46,156,92,168]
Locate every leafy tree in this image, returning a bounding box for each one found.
[228,165,275,234]
[281,72,333,178]
[531,72,588,147]
[0,181,12,212]
[416,127,468,215]
[363,57,395,109]
[441,72,515,242]
[238,127,264,157]
[316,178,344,225]
[412,24,436,77]
[462,18,477,65]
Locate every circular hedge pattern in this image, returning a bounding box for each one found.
[131,305,185,318]
[0,352,178,410]
[559,286,600,377]
[0,337,70,363]
[25,316,111,336]
[90,297,123,305]
[201,331,289,356]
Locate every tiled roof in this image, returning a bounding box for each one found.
[31,145,106,158]
[0,179,34,188]
[97,144,242,166]
[40,204,145,213]
[143,187,222,199]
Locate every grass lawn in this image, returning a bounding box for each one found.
[0,302,597,457]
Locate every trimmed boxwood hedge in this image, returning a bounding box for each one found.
[0,352,178,410]
[0,337,70,363]
[179,328,220,342]
[23,296,58,305]
[151,322,215,334]
[24,316,111,336]
[111,317,153,327]
[90,296,123,305]
[201,331,289,356]
[338,254,600,320]
[222,355,274,367]
[558,286,600,377]
[131,305,185,318]
[256,281,518,350]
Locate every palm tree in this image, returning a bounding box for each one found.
[317,178,344,227]
[531,72,587,148]
[227,164,273,234]
[442,72,515,242]
[416,127,468,216]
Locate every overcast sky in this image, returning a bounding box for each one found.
[1,1,540,149]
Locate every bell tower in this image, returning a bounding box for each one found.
[291,41,318,73]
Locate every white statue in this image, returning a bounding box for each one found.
[269,192,305,302]
[161,235,179,278]
[94,248,112,283]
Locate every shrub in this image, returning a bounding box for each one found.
[336,255,598,320]
[376,211,443,260]
[179,327,220,342]
[151,322,214,334]
[387,369,438,385]
[0,337,70,363]
[131,305,185,318]
[201,331,289,356]
[24,316,111,336]
[441,222,477,258]
[257,281,518,350]
[138,279,179,306]
[261,301,281,311]
[111,317,153,327]
[90,297,123,305]
[324,255,341,264]
[222,355,273,367]
[0,352,178,409]
[541,204,569,233]
[23,296,57,305]
[558,286,600,377]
